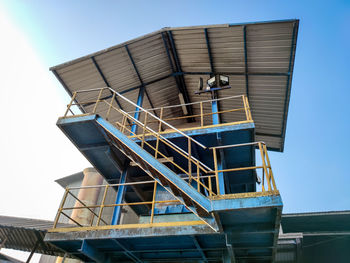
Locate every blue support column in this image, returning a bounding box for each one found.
[211,92,225,195]
[111,169,128,225]
[211,98,220,125]
[131,86,145,134]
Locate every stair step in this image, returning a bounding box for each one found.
[130,157,173,166]
[193,202,210,217]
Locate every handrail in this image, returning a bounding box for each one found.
[51,179,212,230]
[93,97,212,174]
[210,141,266,150]
[106,87,207,150]
[62,87,258,197]
[125,94,246,114]
[66,87,207,150]
[118,108,213,172]
[211,141,277,193]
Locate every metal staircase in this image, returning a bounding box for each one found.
[97,116,218,231]
[63,87,220,231]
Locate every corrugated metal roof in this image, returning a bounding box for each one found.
[282,210,350,233]
[0,216,68,257]
[0,253,24,263]
[51,19,299,152]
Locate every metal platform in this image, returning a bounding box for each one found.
[46,193,282,263]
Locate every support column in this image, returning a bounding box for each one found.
[131,86,145,134]
[211,91,220,125]
[211,90,225,195]
[111,169,128,225]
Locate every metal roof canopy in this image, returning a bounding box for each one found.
[51,19,299,152]
[0,216,69,257]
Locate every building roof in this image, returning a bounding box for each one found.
[0,253,24,263]
[280,210,350,263]
[55,171,84,189]
[51,20,299,152]
[281,210,350,234]
[0,216,68,257]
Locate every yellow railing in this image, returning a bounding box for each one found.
[51,139,278,231]
[64,88,253,133]
[52,88,279,232]
[57,88,278,224]
[62,87,253,198]
[116,94,253,135]
[211,141,277,193]
[52,179,206,231]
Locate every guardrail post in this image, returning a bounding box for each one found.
[53,188,69,228]
[121,115,127,134]
[188,137,192,184]
[150,181,157,224]
[263,144,277,191]
[106,92,116,120]
[93,88,104,113]
[155,108,163,158]
[64,92,77,117]
[141,112,148,149]
[258,143,271,191]
[200,101,204,127]
[97,185,109,226]
[213,148,219,196]
[245,96,253,121]
[242,95,250,121]
[197,160,200,192]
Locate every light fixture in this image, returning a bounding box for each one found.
[207,76,216,88]
[219,75,229,86]
[195,74,231,95]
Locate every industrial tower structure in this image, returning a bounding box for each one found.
[45,20,299,262]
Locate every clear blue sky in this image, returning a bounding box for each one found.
[1,0,349,215]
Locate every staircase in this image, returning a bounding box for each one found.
[60,87,219,231]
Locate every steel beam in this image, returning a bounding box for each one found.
[131,85,145,134]
[120,74,172,95]
[91,56,127,121]
[225,234,236,263]
[0,236,7,249]
[125,44,158,119]
[192,236,208,263]
[52,70,85,114]
[33,232,49,253]
[26,239,40,263]
[79,240,111,263]
[112,239,143,263]
[204,28,214,73]
[173,71,290,76]
[167,31,194,118]
[162,32,193,118]
[243,25,249,96]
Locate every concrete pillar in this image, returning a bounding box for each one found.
[55,168,104,263]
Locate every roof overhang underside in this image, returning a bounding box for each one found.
[51,19,299,152]
[0,216,67,257]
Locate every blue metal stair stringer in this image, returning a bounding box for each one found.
[96,116,219,231]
